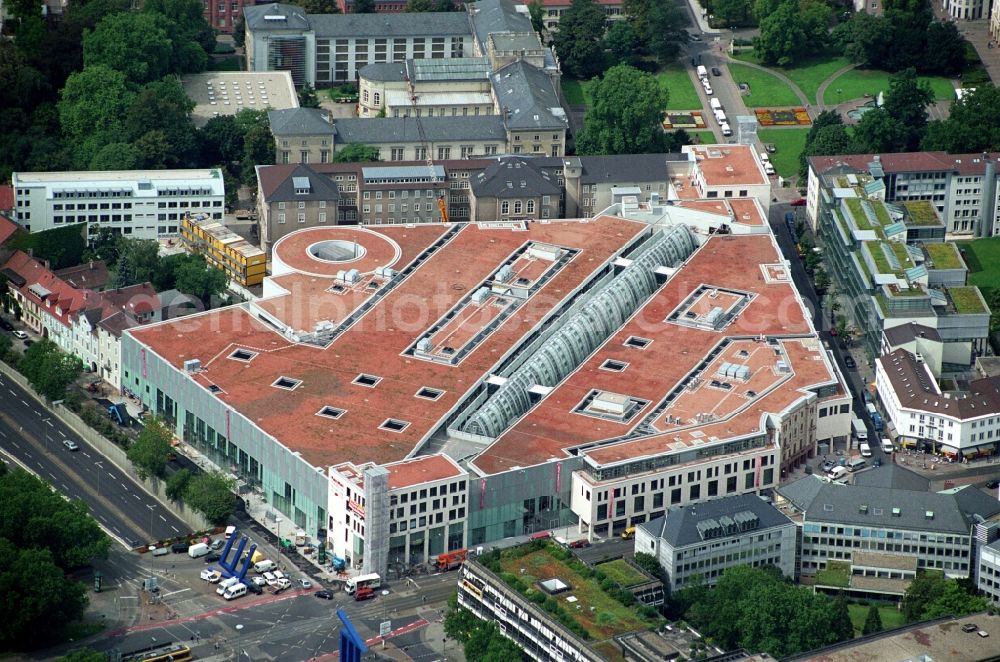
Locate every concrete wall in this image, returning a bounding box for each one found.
[0,362,210,533]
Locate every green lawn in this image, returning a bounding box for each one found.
[826,69,956,102]
[847,604,907,635]
[597,559,649,588]
[734,51,850,105]
[686,130,717,144]
[757,128,810,178]
[209,56,242,72]
[814,560,850,588]
[563,66,699,111]
[728,63,802,108]
[957,239,1000,291]
[657,66,701,110]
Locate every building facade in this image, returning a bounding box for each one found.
[204,0,248,33]
[181,214,267,287]
[12,169,226,241]
[635,493,797,591]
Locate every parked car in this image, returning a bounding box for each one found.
[354,586,376,601]
[962,623,978,632]
[12,330,27,339]
[986,480,999,489]
[315,590,334,600]
[568,540,591,549]
[821,460,835,472]
[873,458,882,467]
[844,356,857,370]
[764,143,777,153]
[201,568,222,583]
[688,31,702,41]
[246,581,263,595]
[0,320,12,331]
[204,553,221,564]
[23,339,33,347]
[63,439,80,451]
[299,578,312,589]
[790,198,807,207]
[252,576,267,587]
[210,538,226,550]
[171,542,190,554]
[711,67,722,76]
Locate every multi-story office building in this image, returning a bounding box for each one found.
[777,476,1000,598]
[204,0,248,33]
[978,536,1000,605]
[807,151,1000,238]
[635,494,797,591]
[180,215,267,287]
[808,168,989,365]
[11,169,226,241]
[539,0,624,32]
[876,347,1000,458]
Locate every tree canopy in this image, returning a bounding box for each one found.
[183,471,236,524]
[902,570,987,622]
[127,418,174,480]
[753,0,831,66]
[334,143,382,162]
[18,339,84,401]
[552,0,607,79]
[58,65,136,168]
[922,85,1000,153]
[82,12,174,84]
[576,64,669,155]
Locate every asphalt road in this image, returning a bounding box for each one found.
[0,370,189,545]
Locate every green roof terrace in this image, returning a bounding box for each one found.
[924,242,965,270]
[947,286,988,314]
[902,200,943,226]
[864,240,914,276]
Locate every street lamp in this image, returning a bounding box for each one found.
[381,589,390,650]
[95,460,103,496]
[41,417,51,453]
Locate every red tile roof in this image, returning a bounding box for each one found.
[0,186,13,212]
[1,251,102,327]
[0,213,18,245]
[384,454,464,490]
[128,217,647,470]
[809,152,1000,177]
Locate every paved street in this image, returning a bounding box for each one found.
[0,370,188,545]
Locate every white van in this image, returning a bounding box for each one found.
[696,65,708,80]
[759,151,770,164]
[710,98,723,111]
[828,466,849,481]
[720,122,732,136]
[254,559,277,574]
[223,583,247,600]
[860,442,872,457]
[225,525,236,539]
[847,457,867,472]
[881,438,894,453]
[216,576,239,595]
[188,542,210,559]
[852,417,868,442]
[714,109,727,124]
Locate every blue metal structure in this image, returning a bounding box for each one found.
[338,608,367,662]
[218,530,255,583]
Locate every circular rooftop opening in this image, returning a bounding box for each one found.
[308,239,366,263]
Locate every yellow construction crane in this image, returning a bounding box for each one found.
[406,74,448,223]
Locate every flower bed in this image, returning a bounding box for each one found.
[755,108,811,126]
[662,111,706,129]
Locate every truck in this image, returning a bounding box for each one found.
[436,549,468,572]
[188,542,211,559]
[851,417,868,443]
[345,573,381,594]
[872,412,883,433]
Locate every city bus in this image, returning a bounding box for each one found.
[344,572,381,594]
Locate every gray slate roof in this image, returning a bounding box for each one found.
[852,464,930,492]
[260,164,340,203]
[310,11,471,38]
[268,108,333,136]
[579,153,686,184]
[471,156,559,197]
[776,475,1000,535]
[470,0,533,52]
[244,4,311,32]
[883,322,941,347]
[491,60,566,131]
[638,493,794,549]
[358,62,407,83]
[333,115,506,144]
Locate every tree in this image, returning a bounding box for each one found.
[623,0,652,47]
[58,65,136,168]
[923,21,965,76]
[576,65,668,155]
[922,85,1000,153]
[527,0,545,34]
[434,0,459,9]
[298,84,322,109]
[0,544,89,650]
[799,110,856,179]
[85,227,126,268]
[830,592,855,642]
[881,68,933,151]
[902,570,947,622]
[143,0,217,56]
[713,0,753,26]
[83,12,174,84]
[126,77,198,167]
[233,14,246,48]
[200,115,246,166]
[862,605,883,635]
[552,0,607,79]
[852,108,909,153]
[633,552,667,584]
[296,0,341,12]
[90,142,143,170]
[18,339,84,402]
[184,471,236,524]
[242,124,276,184]
[833,11,893,68]
[646,0,689,64]
[127,418,174,480]
[0,468,110,571]
[112,239,161,288]
[166,468,193,501]
[174,256,229,307]
[56,650,109,662]
[333,143,381,162]
[353,0,377,12]
[604,21,637,66]
[753,0,830,66]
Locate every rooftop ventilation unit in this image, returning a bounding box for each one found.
[344,269,360,284]
[471,287,490,304]
[417,338,432,352]
[184,359,202,373]
[495,265,514,281]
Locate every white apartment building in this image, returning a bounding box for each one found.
[635,493,797,591]
[12,169,226,241]
[943,0,985,19]
[978,536,1000,605]
[329,455,468,574]
[876,348,1000,458]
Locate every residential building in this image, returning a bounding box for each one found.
[54,261,110,292]
[881,322,943,377]
[992,0,1000,42]
[942,0,985,19]
[11,169,226,241]
[181,215,267,287]
[807,152,1000,238]
[335,0,407,11]
[357,58,495,119]
[876,347,1000,458]
[469,157,561,221]
[776,475,1000,599]
[635,494,797,591]
[256,163,347,253]
[243,3,472,86]
[978,536,1000,605]
[808,166,989,365]
[204,0,249,33]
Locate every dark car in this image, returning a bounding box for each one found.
[246,581,263,595]
[23,339,33,347]
[986,480,999,489]
[963,623,979,633]
[844,356,856,370]
[0,320,12,331]
[170,542,189,554]
[204,553,221,563]
[873,458,882,468]
[821,460,835,472]
[711,67,722,76]
[790,198,807,207]
[568,540,591,549]
[315,590,334,600]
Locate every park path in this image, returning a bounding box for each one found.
[720,56,812,111]
[816,63,860,108]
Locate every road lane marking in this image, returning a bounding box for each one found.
[82,451,90,458]
[44,419,53,427]
[8,389,15,396]
[0,430,5,437]
[58,430,66,437]
[20,400,29,407]
[172,526,180,533]
[48,472,57,480]
[133,494,141,500]
[159,515,167,522]
[120,483,128,491]
[11,441,18,449]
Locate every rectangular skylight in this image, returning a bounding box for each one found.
[317,406,346,420]
[353,374,382,387]
[625,336,652,349]
[229,349,257,362]
[415,387,444,401]
[272,376,301,390]
[600,359,628,372]
[380,419,409,433]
